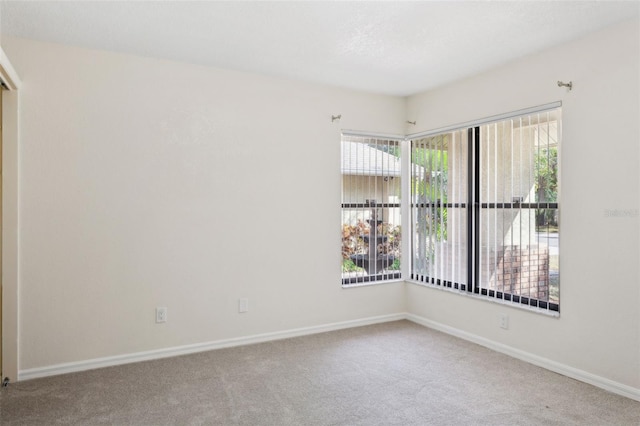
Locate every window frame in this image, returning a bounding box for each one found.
[407,103,561,314]
[340,133,405,286]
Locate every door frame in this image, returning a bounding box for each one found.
[1,46,20,382]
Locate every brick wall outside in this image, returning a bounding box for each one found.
[418,243,549,301]
[485,245,549,300]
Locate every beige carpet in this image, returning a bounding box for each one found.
[1,320,639,425]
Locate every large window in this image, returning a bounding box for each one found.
[341,135,402,285]
[410,107,560,312]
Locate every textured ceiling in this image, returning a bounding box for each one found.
[1,1,639,96]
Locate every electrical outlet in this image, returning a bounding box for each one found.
[499,313,509,330]
[156,307,167,323]
[239,298,249,313]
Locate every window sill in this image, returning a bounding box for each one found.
[405,279,560,318]
[342,278,404,289]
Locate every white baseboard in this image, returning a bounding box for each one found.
[17,311,640,403]
[405,313,640,402]
[18,313,405,382]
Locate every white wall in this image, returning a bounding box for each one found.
[406,19,640,390]
[2,37,406,371]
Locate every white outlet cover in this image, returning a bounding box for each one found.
[156,307,167,323]
[239,298,249,313]
[499,313,509,329]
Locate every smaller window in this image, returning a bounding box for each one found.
[341,135,402,285]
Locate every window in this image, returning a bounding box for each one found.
[411,129,469,289]
[341,135,402,285]
[410,106,560,312]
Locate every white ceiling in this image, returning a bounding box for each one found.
[1,1,638,96]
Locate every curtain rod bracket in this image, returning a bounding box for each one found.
[557,80,572,90]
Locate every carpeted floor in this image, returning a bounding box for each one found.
[1,320,639,425]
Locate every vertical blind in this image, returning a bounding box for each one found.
[410,107,560,312]
[341,135,402,285]
[411,130,469,290]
